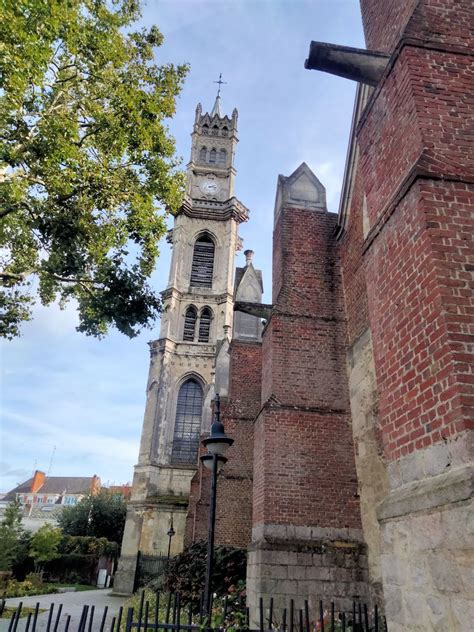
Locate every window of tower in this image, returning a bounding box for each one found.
[202,124,209,135]
[211,125,219,136]
[190,235,215,287]
[218,149,226,165]
[183,306,197,341]
[209,148,217,164]
[198,308,212,342]
[222,126,228,137]
[171,379,203,464]
[199,146,207,162]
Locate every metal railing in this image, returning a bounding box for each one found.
[0,591,387,632]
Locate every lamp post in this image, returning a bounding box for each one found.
[167,517,175,561]
[200,393,233,619]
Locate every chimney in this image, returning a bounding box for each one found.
[31,470,45,493]
[244,249,254,266]
[90,475,101,495]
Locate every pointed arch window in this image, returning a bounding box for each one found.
[202,124,209,135]
[183,306,197,341]
[218,149,227,165]
[199,146,207,162]
[211,125,219,136]
[209,148,217,164]
[198,308,212,343]
[171,379,203,464]
[190,235,214,288]
[222,126,228,137]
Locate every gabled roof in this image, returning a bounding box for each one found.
[3,476,95,502]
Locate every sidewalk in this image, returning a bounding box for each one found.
[1,588,128,631]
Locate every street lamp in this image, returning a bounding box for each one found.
[201,393,233,619]
[167,517,175,561]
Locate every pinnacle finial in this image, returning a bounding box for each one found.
[211,73,227,117]
[214,73,227,98]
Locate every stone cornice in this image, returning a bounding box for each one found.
[176,195,249,223]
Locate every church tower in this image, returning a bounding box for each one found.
[114,93,249,595]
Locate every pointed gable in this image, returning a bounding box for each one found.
[274,162,327,225]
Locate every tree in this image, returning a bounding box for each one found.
[57,490,126,543]
[0,0,188,338]
[29,524,62,572]
[0,500,25,571]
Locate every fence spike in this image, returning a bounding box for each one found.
[144,600,150,632]
[125,607,134,632]
[299,608,303,632]
[282,607,287,632]
[259,597,264,632]
[374,604,378,632]
[99,606,109,632]
[25,612,32,632]
[342,611,346,632]
[330,602,334,632]
[45,602,55,632]
[32,602,40,632]
[87,605,95,632]
[155,592,160,631]
[53,603,63,632]
[318,600,324,632]
[304,600,309,632]
[269,597,274,630]
[109,616,116,632]
[364,603,369,632]
[290,599,294,632]
[176,594,181,632]
[65,614,71,632]
[116,607,123,632]
[137,590,145,632]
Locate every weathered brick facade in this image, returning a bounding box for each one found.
[185,340,262,549]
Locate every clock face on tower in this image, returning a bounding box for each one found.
[200,179,220,195]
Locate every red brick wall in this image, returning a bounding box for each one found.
[360,0,474,53]
[185,341,262,549]
[357,0,474,462]
[253,203,361,530]
[365,180,473,461]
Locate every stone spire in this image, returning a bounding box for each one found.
[210,94,222,117]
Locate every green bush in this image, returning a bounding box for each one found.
[158,541,246,607]
[3,579,57,598]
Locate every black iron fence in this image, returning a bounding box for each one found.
[0,591,386,632]
[134,552,169,591]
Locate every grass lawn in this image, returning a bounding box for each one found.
[53,583,97,592]
[1,606,46,620]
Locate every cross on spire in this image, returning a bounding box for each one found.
[214,73,227,98]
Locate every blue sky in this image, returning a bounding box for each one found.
[0,0,365,493]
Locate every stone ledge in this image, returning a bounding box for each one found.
[377,464,473,521]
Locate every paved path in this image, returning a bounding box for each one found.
[1,589,128,632]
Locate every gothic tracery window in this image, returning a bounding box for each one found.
[183,306,197,341]
[209,148,217,164]
[199,146,207,162]
[198,308,212,343]
[190,235,214,287]
[218,149,226,165]
[171,379,203,464]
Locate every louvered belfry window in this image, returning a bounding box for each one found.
[183,306,197,341]
[171,379,203,464]
[198,308,212,342]
[190,236,214,288]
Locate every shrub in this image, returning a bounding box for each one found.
[3,579,57,598]
[159,541,246,607]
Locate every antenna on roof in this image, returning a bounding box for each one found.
[47,445,56,476]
